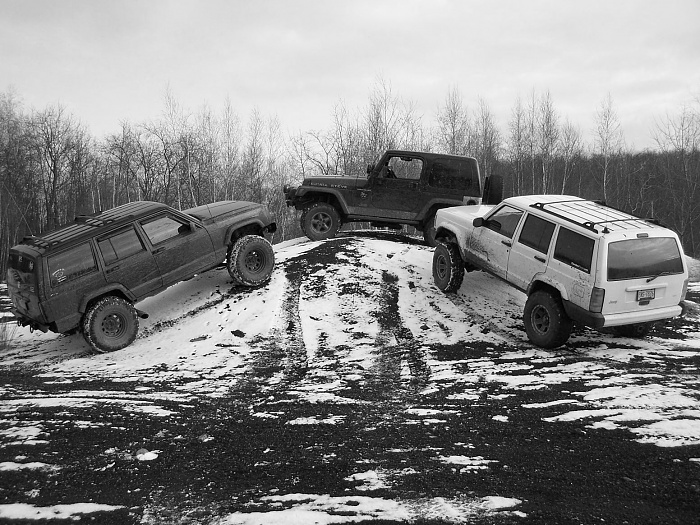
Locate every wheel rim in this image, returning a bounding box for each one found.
[435,254,448,280]
[311,212,332,233]
[101,313,126,338]
[244,249,266,274]
[531,305,550,335]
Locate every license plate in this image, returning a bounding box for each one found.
[637,289,655,301]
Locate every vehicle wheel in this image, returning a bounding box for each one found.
[614,323,652,338]
[82,296,138,353]
[422,214,438,247]
[227,235,275,286]
[523,290,573,348]
[432,242,465,292]
[300,203,340,241]
[483,175,504,205]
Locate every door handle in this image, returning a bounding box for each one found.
[106,265,120,274]
[153,247,166,255]
[501,240,512,247]
[535,255,546,263]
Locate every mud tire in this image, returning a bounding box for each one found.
[300,203,341,241]
[82,296,138,353]
[523,290,572,348]
[227,235,275,287]
[432,242,465,293]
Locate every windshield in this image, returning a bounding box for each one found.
[607,237,684,281]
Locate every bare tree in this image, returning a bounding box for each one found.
[593,93,624,202]
[436,86,470,155]
[559,119,582,194]
[471,97,501,181]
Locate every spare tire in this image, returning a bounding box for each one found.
[483,175,504,205]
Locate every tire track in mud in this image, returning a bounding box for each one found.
[362,269,431,401]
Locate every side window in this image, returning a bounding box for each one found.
[383,156,423,180]
[140,215,190,246]
[48,242,98,287]
[428,158,479,191]
[518,214,556,254]
[98,227,145,265]
[554,227,595,273]
[485,205,524,239]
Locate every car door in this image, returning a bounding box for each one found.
[96,225,162,300]
[366,155,425,219]
[138,213,217,286]
[468,205,524,279]
[507,214,556,292]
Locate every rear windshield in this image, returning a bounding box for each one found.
[607,237,684,281]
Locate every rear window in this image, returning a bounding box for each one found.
[48,242,98,287]
[8,253,37,286]
[428,158,479,191]
[518,215,556,254]
[607,237,684,281]
[98,227,145,265]
[554,227,595,273]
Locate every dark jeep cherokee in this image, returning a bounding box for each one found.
[6,200,276,353]
[283,150,502,245]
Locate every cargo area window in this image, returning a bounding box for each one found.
[429,158,478,190]
[607,237,684,281]
[48,243,97,287]
[98,227,145,265]
[554,228,594,273]
[518,215,555,254]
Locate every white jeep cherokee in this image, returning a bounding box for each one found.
[433,194,689,348]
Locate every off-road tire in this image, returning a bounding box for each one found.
[423,213,438,247]
[82,296,139,353]
[614,323,652,338]
[300,203,341,241]
[433,242,465,292]
[523,290,573,348]
[227,235,275,287]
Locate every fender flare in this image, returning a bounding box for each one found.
[293,189,349,215]
[79,285,135,314]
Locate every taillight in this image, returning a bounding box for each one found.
[589,287,605,313]
[681,278,689,300]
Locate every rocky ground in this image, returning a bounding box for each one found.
[1,233,699,524]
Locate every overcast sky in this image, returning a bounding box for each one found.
[2,0,699,150]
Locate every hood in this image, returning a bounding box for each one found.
[184,201,260,221]
[302,176,365,190]
[437,204,495,222]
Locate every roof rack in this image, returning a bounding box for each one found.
[20,236,58,249]
[74,215,115,227]
[530,199,658,234]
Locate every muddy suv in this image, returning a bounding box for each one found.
[283,150,502,245]
[7,200,276,353]
[433,194,689,348]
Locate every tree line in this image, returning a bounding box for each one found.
[1,81,699,277]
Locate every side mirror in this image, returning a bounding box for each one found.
[473,217,484,228]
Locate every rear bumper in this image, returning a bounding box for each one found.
[11,309,50,333]
[563,300,685,328]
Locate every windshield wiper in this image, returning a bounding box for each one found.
[646,271,670,283]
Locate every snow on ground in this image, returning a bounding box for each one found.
[2,236,700,523]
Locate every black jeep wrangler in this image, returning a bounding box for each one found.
[283,150,502,245]
[6,200,276,353]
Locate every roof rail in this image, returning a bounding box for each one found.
[74,215,115,227]
[529,199,657,234]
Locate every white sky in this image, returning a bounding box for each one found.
[2,0,699,150]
